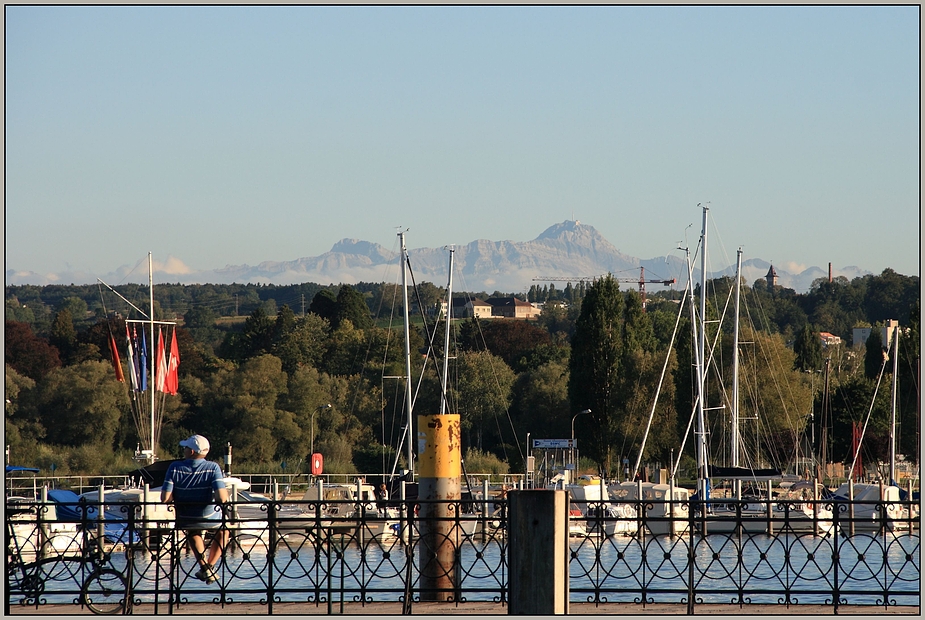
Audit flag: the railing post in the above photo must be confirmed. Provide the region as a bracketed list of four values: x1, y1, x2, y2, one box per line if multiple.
[812, 478, 819, 535]
[848, 478, 855, 536]
[96, 483, 105, 550]
[508, 490, 568, 615]
[766, 480, 774, 535]
[687, 496, 695, 615]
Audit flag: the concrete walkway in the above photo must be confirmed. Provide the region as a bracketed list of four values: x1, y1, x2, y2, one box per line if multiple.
[6, 601, 919, 616]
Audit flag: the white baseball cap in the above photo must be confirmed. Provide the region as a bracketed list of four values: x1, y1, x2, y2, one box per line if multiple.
[179, 434, 210, 455]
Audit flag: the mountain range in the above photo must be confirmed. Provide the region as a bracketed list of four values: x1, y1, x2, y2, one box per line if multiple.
[6, 221, 871, 294]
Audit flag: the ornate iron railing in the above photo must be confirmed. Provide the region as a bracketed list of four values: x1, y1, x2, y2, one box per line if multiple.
[5, 494, 919, 614]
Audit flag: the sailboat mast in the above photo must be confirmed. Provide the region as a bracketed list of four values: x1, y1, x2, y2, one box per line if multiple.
[148, 252, 156, 462]
[821, 357, 830, 482]
[439, 248, 454, 415]
[696, 205, 709, 498]
[889, 325, 899, 483]
[399, 231, 414, 475]
[732, 248, 742, 469]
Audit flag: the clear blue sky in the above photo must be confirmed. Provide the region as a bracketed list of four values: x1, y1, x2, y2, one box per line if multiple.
[5, 6, 920, 283]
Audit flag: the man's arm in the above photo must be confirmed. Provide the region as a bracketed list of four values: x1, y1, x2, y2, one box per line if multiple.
[161, 473, 174, 503]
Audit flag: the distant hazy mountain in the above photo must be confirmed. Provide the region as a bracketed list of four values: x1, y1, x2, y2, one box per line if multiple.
[6, 221, 871, 294]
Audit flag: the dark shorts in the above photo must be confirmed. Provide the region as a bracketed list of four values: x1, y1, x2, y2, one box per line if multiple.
[176, 517, 224, 531]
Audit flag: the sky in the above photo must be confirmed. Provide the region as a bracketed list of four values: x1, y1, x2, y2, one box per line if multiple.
[5, 5, 921, 285]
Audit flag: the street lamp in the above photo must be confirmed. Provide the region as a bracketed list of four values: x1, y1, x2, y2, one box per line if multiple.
[311, 403, 332, 457]
[571, 409, 591, 476]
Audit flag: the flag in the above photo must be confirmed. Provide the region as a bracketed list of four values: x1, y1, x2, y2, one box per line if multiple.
[125, 326, 139, 391]
[108, 333, 124, 383]
[139, 329, 148, 392]
[155, 328, 168, 393]
[164, 328, 180, 395]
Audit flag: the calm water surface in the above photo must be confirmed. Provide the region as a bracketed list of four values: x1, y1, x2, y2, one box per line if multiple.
[18, 531, 919, 607]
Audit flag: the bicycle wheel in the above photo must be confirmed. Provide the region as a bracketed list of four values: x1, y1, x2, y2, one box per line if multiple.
[80, 568, 128, 615]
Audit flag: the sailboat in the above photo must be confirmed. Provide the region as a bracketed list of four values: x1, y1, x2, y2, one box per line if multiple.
[689, 207, 834, 536]
[830, 327, 912, 532]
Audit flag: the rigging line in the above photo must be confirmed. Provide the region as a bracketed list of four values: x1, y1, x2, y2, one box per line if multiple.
[457, 310, 524, 461]
[405, 257, 456, 417]
[672, 395, 701, 480]
[741, 288, 801, 431]
[97, 278, 150, 319]
[847, 352, 891, 477]
[632, 276, 690, 478]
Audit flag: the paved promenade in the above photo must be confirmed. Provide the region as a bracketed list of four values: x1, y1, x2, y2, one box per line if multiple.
[6, 601, 920, 616]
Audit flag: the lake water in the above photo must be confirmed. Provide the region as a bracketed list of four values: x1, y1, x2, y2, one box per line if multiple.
[14, 530, 919, 608]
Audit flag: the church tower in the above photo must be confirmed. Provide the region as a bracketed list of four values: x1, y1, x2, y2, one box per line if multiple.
[765, 265, 778, 288]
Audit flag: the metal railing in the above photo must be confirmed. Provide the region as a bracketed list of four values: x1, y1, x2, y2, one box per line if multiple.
[5, 494, 920, 614]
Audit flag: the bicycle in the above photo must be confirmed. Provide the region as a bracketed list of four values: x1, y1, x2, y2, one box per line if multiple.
[6, 517, 131, 615]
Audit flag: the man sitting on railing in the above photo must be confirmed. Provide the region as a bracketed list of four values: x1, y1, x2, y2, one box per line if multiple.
[161, 435, 230, 584]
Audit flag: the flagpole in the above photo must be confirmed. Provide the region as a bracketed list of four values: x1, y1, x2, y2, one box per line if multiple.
[149, 252, 156, 463]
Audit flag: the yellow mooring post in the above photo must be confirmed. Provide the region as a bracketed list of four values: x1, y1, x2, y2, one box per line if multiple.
[417, 414, 462, 602]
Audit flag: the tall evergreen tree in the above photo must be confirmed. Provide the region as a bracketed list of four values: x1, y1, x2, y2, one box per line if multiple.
[335, 285, 373, 330]
[49, 308, 77, 361]
[864, 329, 886, 380]
[568, 275, 624, 475]
[793, 324, 823, 371]
[309, 289, 338, 324]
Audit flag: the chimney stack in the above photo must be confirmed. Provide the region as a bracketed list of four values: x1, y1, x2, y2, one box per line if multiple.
[828, 262, 832, 283]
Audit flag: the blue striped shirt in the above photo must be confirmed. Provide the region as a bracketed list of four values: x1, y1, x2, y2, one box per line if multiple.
[163, 458, 226, 521]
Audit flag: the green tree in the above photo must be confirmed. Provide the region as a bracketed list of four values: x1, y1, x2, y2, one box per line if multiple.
[457, 319, 552, 371]
[49, 308, 77, 362]
[452, 350, 516, 453]
[321, 320, 368, 376]
[513, 359, 571, 444]
[309, 289, 338, 323]
[335, 285, 372, 330]
[220, 307, 275, 362]
[195, 354, 290, 464]
[26, 360, 130, 448]
[726, 326, 814, 469]
[864, 329, 886, 380]
[568, 275, 625, 475]
[274, 313, 330, 375]
[5, 364, 41, 450]
[793, 324, 823, 371]
[273, 305, 298, 342]
[184, 306, 217, 329]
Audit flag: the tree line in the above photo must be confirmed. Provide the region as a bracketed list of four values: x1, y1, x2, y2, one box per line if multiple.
[4, 268, 919, 479]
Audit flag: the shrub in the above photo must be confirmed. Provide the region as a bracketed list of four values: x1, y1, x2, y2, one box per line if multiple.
[463, 448, 509, 475]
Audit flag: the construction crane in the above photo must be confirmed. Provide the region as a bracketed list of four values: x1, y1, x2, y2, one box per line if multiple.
[533, 267, 675, 310]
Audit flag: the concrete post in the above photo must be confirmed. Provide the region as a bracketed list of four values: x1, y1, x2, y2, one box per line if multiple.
[508, 490, 568, 615]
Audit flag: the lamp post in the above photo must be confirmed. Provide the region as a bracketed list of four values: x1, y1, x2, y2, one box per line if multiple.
[571, 409, 591, 477]
[311, 403, 332, 457]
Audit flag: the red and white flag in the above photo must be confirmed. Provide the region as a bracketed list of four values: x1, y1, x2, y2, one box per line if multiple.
[164, 329, 180, 395]
[155, 328, 168, 392]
